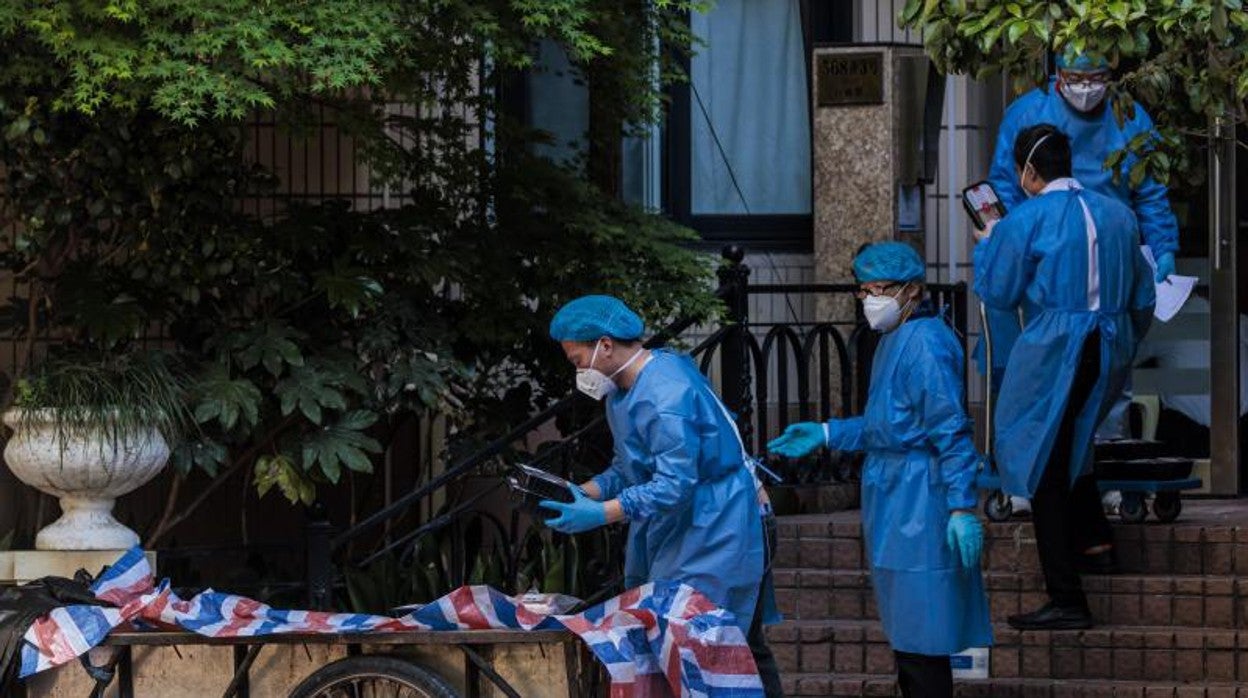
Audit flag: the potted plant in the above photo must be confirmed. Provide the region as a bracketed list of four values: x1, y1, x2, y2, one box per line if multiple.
[0, 93, 231, 551]
[3, 351, 191, 550]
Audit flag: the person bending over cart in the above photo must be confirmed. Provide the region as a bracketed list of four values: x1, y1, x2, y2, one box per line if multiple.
[539, 295, 782, 696]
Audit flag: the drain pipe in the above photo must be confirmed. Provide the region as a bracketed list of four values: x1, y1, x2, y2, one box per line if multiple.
[945, 76, 959, 285]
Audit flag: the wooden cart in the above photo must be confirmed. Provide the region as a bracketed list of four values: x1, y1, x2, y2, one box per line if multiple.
[24, 627, 595, 698]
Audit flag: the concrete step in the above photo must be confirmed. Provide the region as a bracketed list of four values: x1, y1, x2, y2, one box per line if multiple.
[771, 569, 1248, 628]
[782, 673, 1248, 698]
[775, 510, 1248, 576]
[766, 619, 1248, 684]
[781, 672, 896, 697]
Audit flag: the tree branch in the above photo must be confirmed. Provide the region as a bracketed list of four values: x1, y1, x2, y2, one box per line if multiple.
[146, 472, 184, 540]
[145, 416, 298, 547]
[18, 282, 40, 376]
[13, 259, 39, 280]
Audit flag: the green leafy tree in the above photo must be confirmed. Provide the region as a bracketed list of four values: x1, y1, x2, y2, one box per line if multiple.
[0, 1, 719, 547]
[0, 1, 615, 124]
[899, 0, 1248, 188]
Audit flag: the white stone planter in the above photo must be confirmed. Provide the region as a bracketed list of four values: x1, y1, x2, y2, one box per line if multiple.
[3, 409, 170, 550]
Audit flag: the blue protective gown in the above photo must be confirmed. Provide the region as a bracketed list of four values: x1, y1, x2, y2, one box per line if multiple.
[823, 311, 992, 656]
[976, 80, 1178, 379]
[974, 181, 1155, 496]
[988, 80, 1178, 254]
[592, 349, 765, 631]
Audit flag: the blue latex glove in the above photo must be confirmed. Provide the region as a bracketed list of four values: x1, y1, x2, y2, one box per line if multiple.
[945, 511, 984, 568]
[1154, 251, 1176, 283]
[539, 485, 607, 534]
[766, 422, 826, 459]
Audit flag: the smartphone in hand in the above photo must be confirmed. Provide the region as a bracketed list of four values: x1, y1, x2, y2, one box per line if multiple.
[961, 181, 1006, 231]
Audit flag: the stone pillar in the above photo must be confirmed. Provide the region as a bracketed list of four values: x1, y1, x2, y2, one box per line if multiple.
[811, 45, 932, 295]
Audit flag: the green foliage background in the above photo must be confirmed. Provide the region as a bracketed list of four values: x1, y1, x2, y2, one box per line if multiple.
[899, 0, 1248, 189]
[0, 0, 719, 549]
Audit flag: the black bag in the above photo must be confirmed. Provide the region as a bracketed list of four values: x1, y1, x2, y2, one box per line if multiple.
[0, 571, 115, 695]
[507, 463, 576, 522]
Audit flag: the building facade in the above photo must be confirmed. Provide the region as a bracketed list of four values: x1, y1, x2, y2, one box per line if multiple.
[527, 0, 1246, 494]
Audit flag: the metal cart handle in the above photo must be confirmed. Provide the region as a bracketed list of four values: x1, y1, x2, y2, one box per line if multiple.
[979, 301, 994, 462]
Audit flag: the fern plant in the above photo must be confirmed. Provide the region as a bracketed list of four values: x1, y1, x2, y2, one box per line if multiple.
[9, 350, 193, 450]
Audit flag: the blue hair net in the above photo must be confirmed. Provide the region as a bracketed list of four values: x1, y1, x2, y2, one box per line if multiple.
[549, 295, 645, 342]
[853, 242, 925, 283]
[1056, 52, 1109, 72]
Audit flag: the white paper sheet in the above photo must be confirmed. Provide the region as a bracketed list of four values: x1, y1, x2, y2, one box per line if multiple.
[1140, 246, 1197, 322]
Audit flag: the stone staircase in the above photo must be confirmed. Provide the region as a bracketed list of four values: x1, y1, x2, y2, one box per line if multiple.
[767, 501, 1248, 697]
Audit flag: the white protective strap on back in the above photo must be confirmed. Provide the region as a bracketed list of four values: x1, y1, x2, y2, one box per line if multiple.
[713, 397, 766, 491]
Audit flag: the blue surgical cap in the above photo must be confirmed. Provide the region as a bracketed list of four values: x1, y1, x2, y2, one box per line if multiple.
[853, 242, 925, 283]
[1056, 52, 1109, 72]
[549, 295, 645, 342]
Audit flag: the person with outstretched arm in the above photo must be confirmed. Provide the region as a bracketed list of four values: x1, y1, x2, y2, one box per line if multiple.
[769, 242, 991, 698]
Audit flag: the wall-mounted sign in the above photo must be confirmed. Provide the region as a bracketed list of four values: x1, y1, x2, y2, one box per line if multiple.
[816, 53, 884, 106]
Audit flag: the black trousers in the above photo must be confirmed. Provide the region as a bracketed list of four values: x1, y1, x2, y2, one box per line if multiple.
[747, 512, 784, 697]
[894, 651, 952, 698]
[1031, 331, 1114, 609]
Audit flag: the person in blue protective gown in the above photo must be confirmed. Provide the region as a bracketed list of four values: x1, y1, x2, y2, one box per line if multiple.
[987, 52, 1178, 267]
[767, 243, 991, 698]
[980, 50, 1179, 449]
[539, 295, 782, 697]
[974, 125, 1155, 630]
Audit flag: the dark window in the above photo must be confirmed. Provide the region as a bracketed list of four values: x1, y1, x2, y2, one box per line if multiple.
[665, 1, 852, 251]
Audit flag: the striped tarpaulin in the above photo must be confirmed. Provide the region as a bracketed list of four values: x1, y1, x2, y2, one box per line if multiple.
[20, 547, 762, 697]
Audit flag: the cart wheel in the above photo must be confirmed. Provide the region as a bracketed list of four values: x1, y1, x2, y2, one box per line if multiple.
[1153, 493, 1182, 523]
[984, 491, 1012, 522]
[288, 655, 459, 698]
[1119, 494, 1148, 524]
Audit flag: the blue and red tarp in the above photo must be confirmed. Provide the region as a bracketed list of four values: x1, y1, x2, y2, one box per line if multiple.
[20, 547, 763, 697]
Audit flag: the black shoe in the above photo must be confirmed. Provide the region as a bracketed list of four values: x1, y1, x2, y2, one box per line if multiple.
[1008, 603, 1094, 631]
[1076, 547, 1120, 575]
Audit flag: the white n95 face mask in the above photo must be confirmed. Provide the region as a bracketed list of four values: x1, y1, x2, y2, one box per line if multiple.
[1060, 81, 1108, 113]
[576, 341, 643, 401]
[576, 366, 616, 400]
[862, 286, 911, 333]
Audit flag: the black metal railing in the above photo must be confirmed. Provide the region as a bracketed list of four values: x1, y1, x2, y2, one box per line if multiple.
[303, 245, 969, 608]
